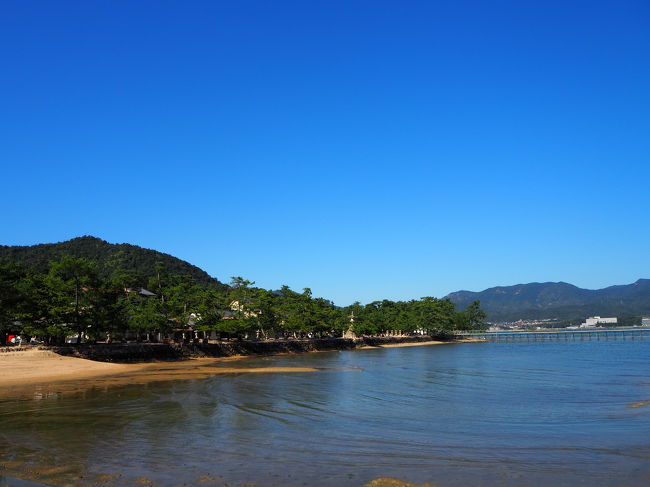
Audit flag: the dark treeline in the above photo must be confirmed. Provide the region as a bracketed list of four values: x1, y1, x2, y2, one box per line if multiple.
[0, 256, 487, 345]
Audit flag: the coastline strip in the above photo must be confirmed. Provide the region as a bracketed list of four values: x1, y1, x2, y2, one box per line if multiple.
[0, 338, 479, 399]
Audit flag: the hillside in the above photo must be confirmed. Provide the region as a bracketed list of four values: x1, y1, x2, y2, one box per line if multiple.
[0, 236, 226, 289]
[447, 280, 650, 322]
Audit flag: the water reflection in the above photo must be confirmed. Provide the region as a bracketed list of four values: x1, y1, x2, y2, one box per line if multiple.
[1, 340, 650, 486]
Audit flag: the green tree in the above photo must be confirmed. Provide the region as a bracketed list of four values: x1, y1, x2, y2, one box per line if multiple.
[227, 277, 258, 339]
[127, 294, 168, 340]
[194, 288, 229, 337]
[47, 256, 99, 343]
[414, 297, 457, 333]
[16, 271, 63, 342]
[463, 300, 488, 330]
[0, 261, 27, 342]
[249, 288, 280, 339]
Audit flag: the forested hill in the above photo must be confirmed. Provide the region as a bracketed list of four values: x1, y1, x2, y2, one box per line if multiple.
[0, 237, 489, 342]
[446, 280, 650, 322]
[0, 236, 226, 289]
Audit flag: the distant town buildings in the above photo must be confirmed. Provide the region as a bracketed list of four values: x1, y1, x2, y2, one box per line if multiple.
[487, 315, 650, 331]
[487, 318, 560, 331]
[580, 316, 617, 328]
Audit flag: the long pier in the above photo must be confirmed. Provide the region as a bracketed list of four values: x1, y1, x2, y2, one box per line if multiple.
[460, 326, 650, 341]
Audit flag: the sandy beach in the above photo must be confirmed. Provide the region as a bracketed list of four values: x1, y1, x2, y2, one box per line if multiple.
[0, 348, 136, 387]
[360, 337, 483, 349]
[0, 348, 320, 399]
[372, 339, 446, 348]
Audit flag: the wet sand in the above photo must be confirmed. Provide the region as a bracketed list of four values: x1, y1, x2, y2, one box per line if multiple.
[0, 348, 318, 399]
[626, 399, 650, 409]
[359, 340, 443, 349]
[373, 339, 463, 348]
[0, 469, 441, 487]
[0, 348, 136, 387]
[364, 479, 438, 487]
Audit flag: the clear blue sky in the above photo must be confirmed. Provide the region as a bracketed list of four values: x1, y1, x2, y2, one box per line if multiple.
[2, 1, 649, 305]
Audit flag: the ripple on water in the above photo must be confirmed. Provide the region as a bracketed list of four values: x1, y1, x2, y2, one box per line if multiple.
[1, 340, 650, 487]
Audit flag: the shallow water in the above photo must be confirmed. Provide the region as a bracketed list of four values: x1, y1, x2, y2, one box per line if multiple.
[1, 339, 649, 487]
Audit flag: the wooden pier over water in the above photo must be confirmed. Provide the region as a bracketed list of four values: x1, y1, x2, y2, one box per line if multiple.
[460, 327, 650, 341]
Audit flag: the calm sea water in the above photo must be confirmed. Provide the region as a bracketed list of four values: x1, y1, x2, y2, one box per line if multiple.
[1, 339, 649, 487]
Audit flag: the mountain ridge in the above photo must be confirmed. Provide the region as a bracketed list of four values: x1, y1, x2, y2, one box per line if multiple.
[446, 279, 650, 322]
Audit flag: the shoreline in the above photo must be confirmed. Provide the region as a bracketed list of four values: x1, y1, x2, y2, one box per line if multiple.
[47, 335, 484, 363]
[0, 337, 482, 399]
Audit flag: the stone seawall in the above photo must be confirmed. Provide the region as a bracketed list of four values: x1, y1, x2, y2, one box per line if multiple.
[51, 335, 454, 363]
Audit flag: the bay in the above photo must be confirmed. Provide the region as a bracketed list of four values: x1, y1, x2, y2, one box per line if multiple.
[1, 339, 649, 486]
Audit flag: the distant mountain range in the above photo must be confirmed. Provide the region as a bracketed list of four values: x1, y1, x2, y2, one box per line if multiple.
[446, 280, 650, 322]
[0, 236, 226, 289]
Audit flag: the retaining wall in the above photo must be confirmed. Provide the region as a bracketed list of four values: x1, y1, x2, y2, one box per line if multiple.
[51, 335, 455, 363]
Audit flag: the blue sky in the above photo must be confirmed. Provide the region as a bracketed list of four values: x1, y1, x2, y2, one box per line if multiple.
[2, 1, 649, 305]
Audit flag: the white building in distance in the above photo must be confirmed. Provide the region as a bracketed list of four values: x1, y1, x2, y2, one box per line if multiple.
[642, 317, 650, 327]
[580, 316, 617, 328]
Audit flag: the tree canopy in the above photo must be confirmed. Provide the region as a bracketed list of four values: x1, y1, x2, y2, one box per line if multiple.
[0, 253, 487, 344]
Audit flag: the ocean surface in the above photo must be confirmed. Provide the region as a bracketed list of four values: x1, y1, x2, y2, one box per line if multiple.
[1, 338, 649, 487]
